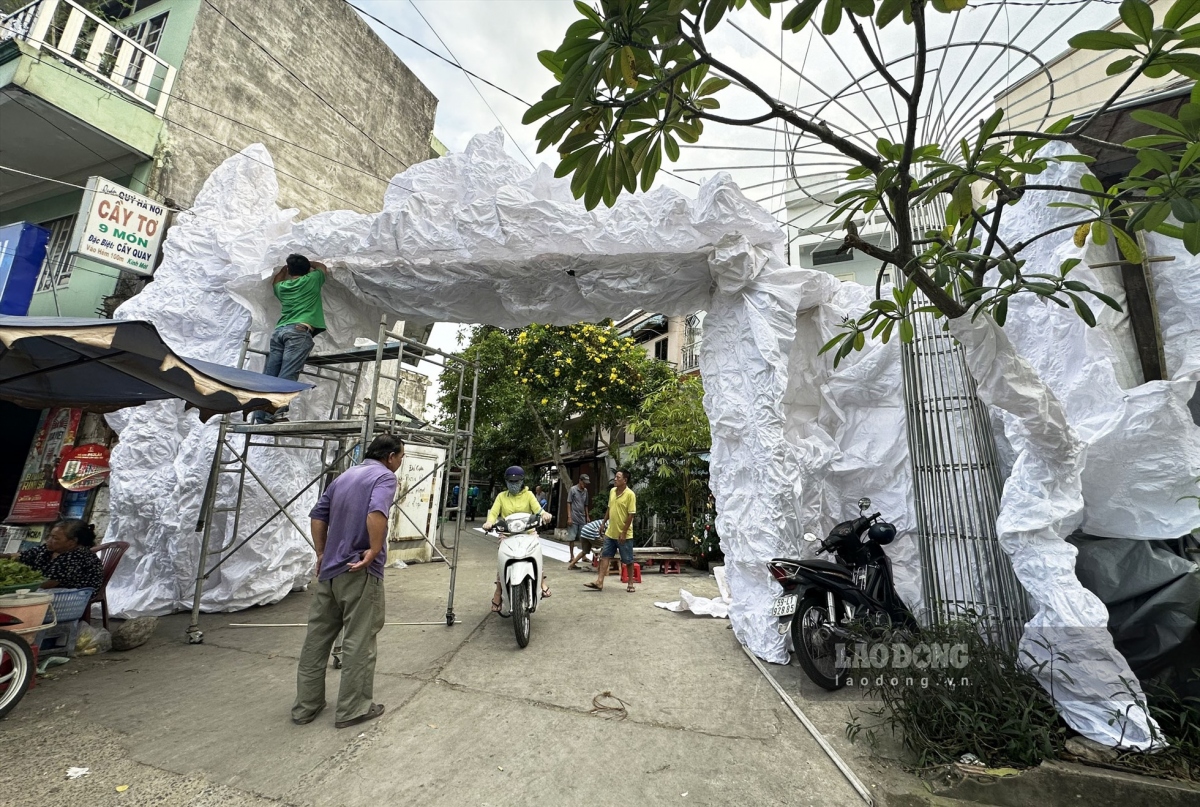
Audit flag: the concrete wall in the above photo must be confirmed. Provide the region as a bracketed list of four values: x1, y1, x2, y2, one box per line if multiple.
[158, 0, 437, 215]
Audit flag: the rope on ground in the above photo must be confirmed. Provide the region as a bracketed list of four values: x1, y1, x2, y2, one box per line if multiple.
[589, 691, 629, 720]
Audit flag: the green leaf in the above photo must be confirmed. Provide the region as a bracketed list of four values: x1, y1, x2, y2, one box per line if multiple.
[1130, 109, 1191, 135]
[1046, 115, 1075, 135]
[822, 0, 844, 35]
[1120, 0, 1155, 41]
[1166, 0, 1200, 29]
[704, 0, 729, 32]
[1068, 30, 1143, 50]
[1107, 55, 1140, 75]
[749, 0, 773, 17]
[979, 108, 1004, 141]
[1079, 172, 1105, 194]
[876, 0, 906, 26]
[664, 133, 681, 162]
[1137, 147, 1175, 174]
[953, 178, 974, 218]
[1181, 141, 1200, 171]
[844, 0, 875, 16]
[699, 77, 732, 96]
[899, 319, 915, 343]
[1092, 220, 1110, 246]
[1171, 195, 1200, 222]
[522, 95, 573, 126]
[1183, 220, 1200, 254]
[639, 140, 663, 192]
[994, 296, 1008, 326]
[1068, 293, 1097, 327]
[818, 331, 849, 355]
[1112, 227, 1144, 263]
[784, 0, 823, 30]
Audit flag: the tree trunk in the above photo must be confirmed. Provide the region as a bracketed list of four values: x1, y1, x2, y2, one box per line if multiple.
[525, 398, 574, 490]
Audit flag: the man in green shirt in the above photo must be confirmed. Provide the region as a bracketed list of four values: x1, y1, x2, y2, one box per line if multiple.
[253, 253, 327, 423]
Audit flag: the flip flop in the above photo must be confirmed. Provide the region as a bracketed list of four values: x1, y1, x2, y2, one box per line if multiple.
[584, 581, 603, 591]
[626, 586, 636, 593]
[490, 596, 502, 613]
[334, 702, 385, 730]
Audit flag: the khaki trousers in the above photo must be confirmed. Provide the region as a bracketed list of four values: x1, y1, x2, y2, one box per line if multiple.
[292, 569, 385, 723]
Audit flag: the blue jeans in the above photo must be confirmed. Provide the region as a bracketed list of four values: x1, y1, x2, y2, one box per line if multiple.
[601, 537, 634, 565]
[261, 324, 313, 418]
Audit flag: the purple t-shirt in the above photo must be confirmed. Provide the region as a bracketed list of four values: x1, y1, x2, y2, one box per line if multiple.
[310, 459, 397, 582]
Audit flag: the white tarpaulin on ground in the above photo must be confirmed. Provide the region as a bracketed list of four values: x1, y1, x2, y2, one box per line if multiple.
[104, 132, 1198, 749]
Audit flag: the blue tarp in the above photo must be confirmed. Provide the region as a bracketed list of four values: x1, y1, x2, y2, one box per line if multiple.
[0, 316, 310, 420]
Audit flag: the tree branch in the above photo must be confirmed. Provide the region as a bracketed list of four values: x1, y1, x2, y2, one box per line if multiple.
[1010, 218, 1095, 254]
[679, 31, 884, 172]
[1075, 56, 1153, 137]
[848, 16, 910, 101]
[993, 130, 1137, 155]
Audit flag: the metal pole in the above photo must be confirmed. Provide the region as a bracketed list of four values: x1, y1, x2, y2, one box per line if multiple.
[445, 361, 478, 627]
[187, 330, 250, 644]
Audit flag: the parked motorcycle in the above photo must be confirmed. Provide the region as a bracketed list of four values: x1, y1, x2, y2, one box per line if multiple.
[487, 512, 548, 648]
[768, 498, 915, 690]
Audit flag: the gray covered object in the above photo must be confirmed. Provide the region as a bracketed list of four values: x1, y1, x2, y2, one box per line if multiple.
[1068, 534, 1200, 672]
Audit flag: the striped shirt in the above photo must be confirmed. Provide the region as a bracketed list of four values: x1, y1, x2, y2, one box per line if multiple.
[579, 519, 605, 541]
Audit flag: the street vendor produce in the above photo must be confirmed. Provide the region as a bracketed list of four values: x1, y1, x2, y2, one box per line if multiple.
[0, 520, 103, 591]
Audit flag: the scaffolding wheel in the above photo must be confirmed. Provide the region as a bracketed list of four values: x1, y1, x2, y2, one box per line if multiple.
[445, 611, 455, 627]
[187, 629, 204, 645]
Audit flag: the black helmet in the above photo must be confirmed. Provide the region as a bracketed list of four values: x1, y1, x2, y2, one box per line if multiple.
[868, 521, 897, 545]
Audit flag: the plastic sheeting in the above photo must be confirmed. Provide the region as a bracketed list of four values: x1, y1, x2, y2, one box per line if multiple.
[102, 131, 1199, 750]
[655, 565, 732, 618]
[104, 131, 835, 624]
[1068, 535, 1200, 674]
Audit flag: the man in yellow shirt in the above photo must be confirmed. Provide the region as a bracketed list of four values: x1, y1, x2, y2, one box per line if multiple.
[482, 466, 551, 611]
[585, 468, 637, 593]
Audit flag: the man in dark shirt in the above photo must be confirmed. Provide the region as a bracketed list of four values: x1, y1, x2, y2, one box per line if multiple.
[292, 435, 403, 729]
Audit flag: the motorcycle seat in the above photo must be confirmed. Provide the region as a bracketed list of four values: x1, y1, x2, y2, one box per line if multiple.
[796, 558, 854, 580]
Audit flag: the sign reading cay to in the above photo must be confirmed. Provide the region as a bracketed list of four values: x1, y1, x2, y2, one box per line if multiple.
[70, 177, 167, 276]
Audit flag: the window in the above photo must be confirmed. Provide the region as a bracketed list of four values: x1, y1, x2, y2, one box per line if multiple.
[834, 272, 857, 283]
[117, 12, 167, 89]
[124, 13, 168, 54]
[35, 216, 77, 292]
[812, 247, 854, 266]
[653, 337, 668, 362]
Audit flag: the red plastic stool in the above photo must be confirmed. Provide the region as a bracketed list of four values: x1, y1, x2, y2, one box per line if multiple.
[661, 559, 683, 574]
[620, 563, 642, 583]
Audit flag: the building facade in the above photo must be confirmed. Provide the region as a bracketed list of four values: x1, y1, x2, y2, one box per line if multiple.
[0, 0, 438, 534]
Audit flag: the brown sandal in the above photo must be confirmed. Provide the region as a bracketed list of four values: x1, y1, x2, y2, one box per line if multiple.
[584, 581, 603, 591]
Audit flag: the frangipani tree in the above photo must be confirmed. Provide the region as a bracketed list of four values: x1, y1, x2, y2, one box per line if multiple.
[526, 0, 1200, 362]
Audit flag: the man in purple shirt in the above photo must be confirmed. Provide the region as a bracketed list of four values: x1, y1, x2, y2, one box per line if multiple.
[292, 434, 403, 729]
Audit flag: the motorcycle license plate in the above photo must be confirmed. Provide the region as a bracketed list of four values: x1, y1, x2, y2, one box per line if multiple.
[770, 594, 797, 617]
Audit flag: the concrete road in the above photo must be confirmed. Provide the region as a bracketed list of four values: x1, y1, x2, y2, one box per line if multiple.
[0, 530, 900, 807]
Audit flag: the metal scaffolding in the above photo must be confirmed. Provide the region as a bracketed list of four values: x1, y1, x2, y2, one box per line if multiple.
[901, 311, 1030, 647]
[186, 319, 478, 644]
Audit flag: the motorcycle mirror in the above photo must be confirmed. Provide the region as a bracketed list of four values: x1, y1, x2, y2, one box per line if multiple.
[802, 532, 818, 543]
[858, 497, 871, 512]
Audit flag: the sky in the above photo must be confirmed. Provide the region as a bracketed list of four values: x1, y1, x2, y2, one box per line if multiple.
[348, 0, 1121, 400]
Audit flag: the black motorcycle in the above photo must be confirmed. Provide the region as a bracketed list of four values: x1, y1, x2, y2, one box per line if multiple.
[768, 498, 916, 690]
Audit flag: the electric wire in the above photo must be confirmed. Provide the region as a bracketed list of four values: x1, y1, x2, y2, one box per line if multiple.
[405, 0, 536, 169]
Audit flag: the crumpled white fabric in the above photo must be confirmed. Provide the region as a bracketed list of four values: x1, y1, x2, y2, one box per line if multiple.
[655, 565, 732, 618]
[103, 131, 834, 625]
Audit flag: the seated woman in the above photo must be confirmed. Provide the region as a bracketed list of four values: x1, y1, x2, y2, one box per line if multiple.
[1, 520, 104, 591]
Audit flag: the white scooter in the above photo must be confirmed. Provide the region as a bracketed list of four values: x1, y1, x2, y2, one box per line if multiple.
[487, 512, 549, 648]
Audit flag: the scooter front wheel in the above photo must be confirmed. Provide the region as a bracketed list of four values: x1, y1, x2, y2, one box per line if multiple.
[792, 593, 847, 691]
[511, 580, 531, 648]
[0, 630, 33, 719]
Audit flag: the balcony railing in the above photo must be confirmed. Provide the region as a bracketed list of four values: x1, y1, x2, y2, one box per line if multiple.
[681, 341, 701, 372]
[1, 0, 175, 116]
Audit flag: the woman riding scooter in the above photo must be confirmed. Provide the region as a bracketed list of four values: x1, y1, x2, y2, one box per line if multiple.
[482, 466, 552, 612]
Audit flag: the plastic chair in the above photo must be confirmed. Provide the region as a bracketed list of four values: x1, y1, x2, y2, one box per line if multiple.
[85, 541, 129, 630]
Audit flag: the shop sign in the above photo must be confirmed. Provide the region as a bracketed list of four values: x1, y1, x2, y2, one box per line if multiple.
[56, 443, 111, 491]
[7, 408, 81, 523]
[68, 177, 167, 276]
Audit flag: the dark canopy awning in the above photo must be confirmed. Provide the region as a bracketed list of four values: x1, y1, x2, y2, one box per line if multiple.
[0, 316, 311, 420]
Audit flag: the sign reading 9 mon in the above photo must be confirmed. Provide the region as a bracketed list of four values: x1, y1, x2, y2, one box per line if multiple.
[68, 177, 168, 276]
